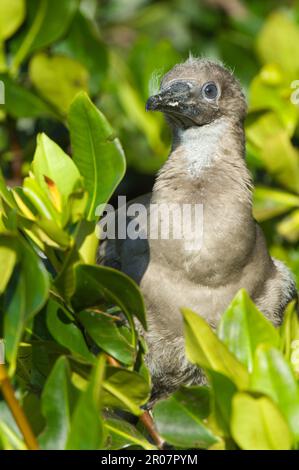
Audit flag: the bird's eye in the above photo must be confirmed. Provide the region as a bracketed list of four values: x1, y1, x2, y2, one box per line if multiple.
[202, 82, 218, 100]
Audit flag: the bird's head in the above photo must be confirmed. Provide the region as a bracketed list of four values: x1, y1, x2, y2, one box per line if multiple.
[146, 58, 247, 129]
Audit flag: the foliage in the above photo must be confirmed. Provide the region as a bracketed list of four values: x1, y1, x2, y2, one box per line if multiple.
[0, 0, 299, 451]
[154, 292, 299, 450]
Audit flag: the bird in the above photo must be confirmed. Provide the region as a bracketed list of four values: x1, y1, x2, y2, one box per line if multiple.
[98, 57, 297, 405]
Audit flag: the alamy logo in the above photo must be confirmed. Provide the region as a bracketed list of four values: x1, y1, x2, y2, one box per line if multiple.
[96, 196, 204, 251]
[0, 81, 4, 105]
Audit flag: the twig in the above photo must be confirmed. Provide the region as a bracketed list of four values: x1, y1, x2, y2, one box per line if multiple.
[0, 364, 39, 450]
[105, 355, 165, 449]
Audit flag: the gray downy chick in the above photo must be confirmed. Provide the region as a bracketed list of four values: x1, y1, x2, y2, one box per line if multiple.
[99, 58, 297, 405]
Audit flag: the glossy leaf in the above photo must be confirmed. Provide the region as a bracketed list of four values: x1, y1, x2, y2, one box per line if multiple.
[66, 355, 105, 450]
[250, 345, 299, 442]
[208, 371, 237, 435]
[72, 264, 147, 329]
[231, 393, 292, 450]
[32, 133, 83, 212]
[3, 235, 49, 372]
[218, 289, 279, 371]
[0, 240, 17, 294]
[39, 356, 75, 450]
[102, 367, 150, 416]
[181, 307, 249, 389]
[46, 299, 94, 363]
[104, 417, 155, 450]
[69, 92, 126, 220]
[77, 310, 135, 365]
[153, 386, 218, 449]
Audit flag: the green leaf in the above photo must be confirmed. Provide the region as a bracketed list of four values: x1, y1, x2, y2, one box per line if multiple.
[54, 11, 108, 95]
[102, 367, 150, 416]
[253, 186, 299, 222]
[0, 401, 25, 450]
[277, 209, 299, 242]
[257, 12, 299, 76]
[250, 345, 299, 443]
[11, 0, 79, 73]
[208, 371, 237, 435]
[0, 239, 17, 294]
[280, 300, 299, 364]
[39, 356, 75, 450]
[231, 393, 292, 450]
[69, 92, 126, 220]
[66, 355, 105, 450]
[32, 133, 83, 213]
[246, 113, 299, 194]
[104, 417, 155, 450]
[153, 386, 218, 449]
[218, 289, 280, 371]
[77, 310, 135, 365]
[29, 54, 89, 115]
[0, 168, 17, 209]
[3, 235, 49, 372]
[0, 0, 25, 41]
[0, 74, 57, 119]
[249, 65, 298, 136]
[46, 299, 94, 363]
[72, 264, 147, 330]
[181, 307, 249, 389]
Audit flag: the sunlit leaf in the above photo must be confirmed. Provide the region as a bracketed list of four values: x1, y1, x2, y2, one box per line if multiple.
[181, 307, 249, 389]
[218, 289, 279, 371]
[250, 345, 299, 442]
[102, 367, 150, 416]
[257, 11, 299, 76]
[29, 54, 89, 114]
[66, 355, 105, 450]
[0, 0, 25, 41]
[277, 209, 299, 242]
[69, 92, 126, 220]
[231, 393, 292, 450]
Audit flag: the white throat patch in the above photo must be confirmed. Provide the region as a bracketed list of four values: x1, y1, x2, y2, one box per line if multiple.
[177, 119, 228, 178]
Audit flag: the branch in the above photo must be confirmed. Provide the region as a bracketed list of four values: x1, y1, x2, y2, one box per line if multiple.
[0, 364, 39, 450]
[105, 355, 165, 449]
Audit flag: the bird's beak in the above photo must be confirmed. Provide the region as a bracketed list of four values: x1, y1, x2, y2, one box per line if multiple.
[146, 81, 191, 113]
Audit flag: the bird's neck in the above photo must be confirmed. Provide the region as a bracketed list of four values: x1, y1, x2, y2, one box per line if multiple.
[153, 117, 252, 210]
